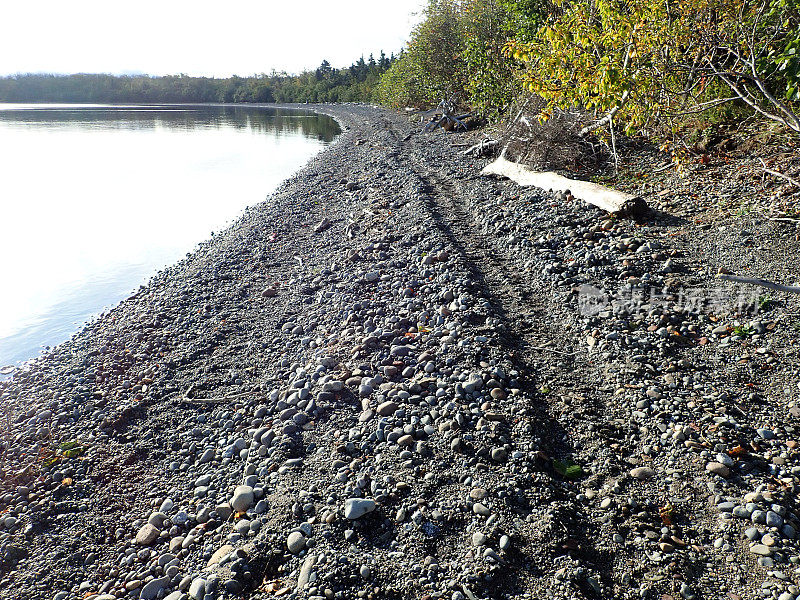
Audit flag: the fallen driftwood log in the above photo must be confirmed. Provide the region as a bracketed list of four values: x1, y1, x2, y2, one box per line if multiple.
[716, 273, 800, 294]
[417, 98, 470, 133]
[461, 139, 499, 157]
[425, 112, 470, 133]
[481, 155, 648, 217]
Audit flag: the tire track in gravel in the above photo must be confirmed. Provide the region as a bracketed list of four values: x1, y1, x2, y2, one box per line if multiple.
[400, 133, 583, 402]
[387, 124, 618, 593]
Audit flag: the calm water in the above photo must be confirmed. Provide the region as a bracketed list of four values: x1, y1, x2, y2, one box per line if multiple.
[0, 104, 339, 369]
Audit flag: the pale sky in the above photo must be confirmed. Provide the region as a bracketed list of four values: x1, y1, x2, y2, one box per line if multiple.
[0, 0, 427, 77]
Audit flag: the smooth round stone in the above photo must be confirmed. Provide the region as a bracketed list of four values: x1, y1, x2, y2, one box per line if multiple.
[139, 576, 170, 600]
[198, 448, 215, 464]
[706, 462, 731, 478]
[744, 527, 761, 541]
[490, 388, 506, 399]
[322, 380, 344, 393]
[359, 565, 371, 579]
[629, 467, 655, 481]
[717, 501, 736, 512]
[158, 553, 177, 567]
[469, 488, 487, 501]
[766, 511, 784, 528]
[136, 523, 160, 546]
[230, 486, 254, 513]
[234, 520, 251, 535]
[376, 401, 399, 416]
[344, 498, 376, 520]
[482, 547, 501, 562]
[287, 531, 306, 554]
[750, 544, 772, 556]
[148, 512, 168, 528]
[397, 435, 415, 447]
[752, 510, 767, 524]
[473, 503, 491, 516]
[472, 531, 488, 546]
[733, 506, 751, 519]
[715, 453, 734, 467]
[491, 447, 507, 462]
[225, 580, 243, 594]
[757, 428, 776, 440]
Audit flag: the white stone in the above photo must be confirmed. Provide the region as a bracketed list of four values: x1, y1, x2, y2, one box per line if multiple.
[344, 498, 376, 520]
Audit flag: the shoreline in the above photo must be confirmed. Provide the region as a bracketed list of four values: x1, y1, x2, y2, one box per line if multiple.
[1, 104, 799, 600]
[0, 102, 346, 375]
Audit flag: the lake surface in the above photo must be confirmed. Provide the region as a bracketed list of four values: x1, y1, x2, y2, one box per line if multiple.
[0, 104, 339, 370]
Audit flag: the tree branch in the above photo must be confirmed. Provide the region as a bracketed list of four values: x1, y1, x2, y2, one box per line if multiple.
[759, 158, 800, 189]
[579, 89, 630, 136]
[717, 273, 800, 294]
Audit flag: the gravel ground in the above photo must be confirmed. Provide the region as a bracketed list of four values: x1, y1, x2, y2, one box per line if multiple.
[1, 103, 800, 600]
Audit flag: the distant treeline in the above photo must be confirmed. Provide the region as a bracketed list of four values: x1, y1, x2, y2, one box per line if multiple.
[0, 53, 396, 104]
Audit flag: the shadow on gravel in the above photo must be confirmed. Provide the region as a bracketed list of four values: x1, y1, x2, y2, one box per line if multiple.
[414, 171, 617, 595]
[637, 207, 690, 227]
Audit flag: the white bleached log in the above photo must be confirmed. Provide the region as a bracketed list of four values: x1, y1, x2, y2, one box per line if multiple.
[481, 155, 648, 217]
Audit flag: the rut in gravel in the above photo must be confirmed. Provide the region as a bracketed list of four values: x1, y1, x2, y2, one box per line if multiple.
[391, 129, 622, 589]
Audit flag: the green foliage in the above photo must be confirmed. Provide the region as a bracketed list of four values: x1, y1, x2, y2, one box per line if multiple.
[462, 0, 521, 119]
[58, 440, 86, 459]
[761, 0, 800, 102]
[758, 295, 776, 312]
[506, 0, 679, 135]
[377, 0, 467, 109]
[498, 0, 554, 41]
[0, 54, 396, 104]
[553, 459, 583, 479]
[732, 324, 755, 337]
[505, 0, 800, 139]
[377, 0, 523, 119]
[377, 52, 429, 108]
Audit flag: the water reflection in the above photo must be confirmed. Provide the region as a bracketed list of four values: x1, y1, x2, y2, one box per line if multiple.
[0, 104, 341, 141]
[0, 104, 339, 368]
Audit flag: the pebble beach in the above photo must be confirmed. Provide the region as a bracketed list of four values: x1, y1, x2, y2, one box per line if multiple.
[2, 104, 800, 600]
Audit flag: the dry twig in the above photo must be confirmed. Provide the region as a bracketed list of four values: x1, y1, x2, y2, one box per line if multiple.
[759, 158, 800, 189]
[530, 345, 579, 357]
[717, 273, 800, 294]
